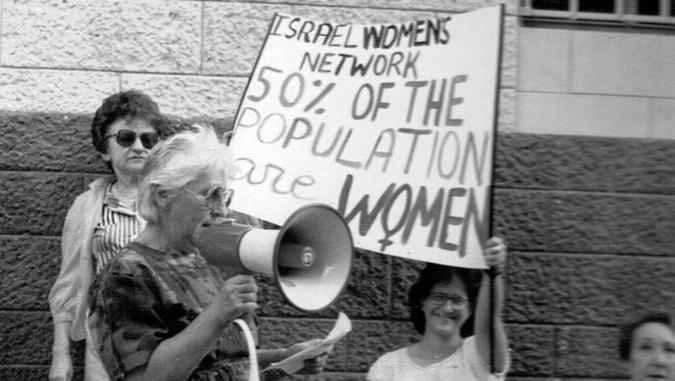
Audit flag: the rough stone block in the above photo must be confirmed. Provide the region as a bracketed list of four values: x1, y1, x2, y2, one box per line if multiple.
[390, 257, 426, 319]
[0, 366, 83, 381]
[368, 0, 516, 13]
[0, 173, 84, 235]
[492, 186, 675, 256]
[2, 0, 200, 73]
[0, 367, 48, 381]
[505, 252, 675, 325]
[498, 89, 517, 132]
[500, 15, 518, 89]
[0, 68, 119, 114]
[121, 74, 247, 119]
[255, 249, 389, 319]
[0, 237, 61, 310]
[548, 192, 675, 255]
[491, 189, 552, 252]
[258, 317, 346, 371]
[0, 112, 107, 173]
[345, 320, 418, 372]
[555, 326, 627, 378]
[287, 5, 434, 25]
[241, 0, 366, 5]
[505, 324, 555, 376]
[0, 312, 52, 364]
[203, 3, 294, 76]
[493, 133, 675, 195]
[335, 249, 390, 318]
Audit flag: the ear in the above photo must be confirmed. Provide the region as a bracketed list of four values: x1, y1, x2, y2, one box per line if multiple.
[154, 186, 172, 211]
[100, 152, 111, 162]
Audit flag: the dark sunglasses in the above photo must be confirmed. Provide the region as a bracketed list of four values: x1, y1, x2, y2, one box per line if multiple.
[105, 129, 159, 150]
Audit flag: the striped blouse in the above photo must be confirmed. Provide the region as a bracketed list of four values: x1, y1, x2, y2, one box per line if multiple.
[91, 184, 145, 274]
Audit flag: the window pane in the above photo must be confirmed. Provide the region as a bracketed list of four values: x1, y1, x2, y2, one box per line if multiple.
[638, 0, 659, 15]
[579, 0, 615, 12]
[625, 0, 661, 14]
[532, 0, 569, 10]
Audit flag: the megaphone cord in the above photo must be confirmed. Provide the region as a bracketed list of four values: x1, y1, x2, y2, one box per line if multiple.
[234, 318, 260, 381]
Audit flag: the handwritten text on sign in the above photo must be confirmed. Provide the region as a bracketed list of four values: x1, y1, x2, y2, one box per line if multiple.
[229, 6, 502, 268]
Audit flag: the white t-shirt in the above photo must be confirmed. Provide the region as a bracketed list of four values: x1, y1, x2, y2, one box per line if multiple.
[367, 337, 506, 381]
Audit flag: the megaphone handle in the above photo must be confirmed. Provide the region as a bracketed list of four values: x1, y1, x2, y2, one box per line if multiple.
[233, 318, 260, 381]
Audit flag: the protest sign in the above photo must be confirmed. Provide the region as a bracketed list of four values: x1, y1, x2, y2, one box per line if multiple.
[229, 5, 504, 268]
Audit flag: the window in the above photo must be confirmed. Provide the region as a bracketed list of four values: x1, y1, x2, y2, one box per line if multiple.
[521, 0, 675, 26]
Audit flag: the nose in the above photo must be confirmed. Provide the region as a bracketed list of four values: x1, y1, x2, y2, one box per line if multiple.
[209, 204, 226, 219]
[129, 135, 146, 151]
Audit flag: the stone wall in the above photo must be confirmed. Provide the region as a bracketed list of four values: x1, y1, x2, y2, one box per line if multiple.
[518, 27, 675, 139]
[2, 113, 674, 380]
[1, 1, 673, 380]
[0, 0, 517, 129]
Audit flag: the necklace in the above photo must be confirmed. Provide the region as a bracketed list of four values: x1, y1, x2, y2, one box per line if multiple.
[414, 344, 456, 361]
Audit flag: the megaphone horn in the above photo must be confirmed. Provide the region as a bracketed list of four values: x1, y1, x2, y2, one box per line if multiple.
[195, 204, 354, 313]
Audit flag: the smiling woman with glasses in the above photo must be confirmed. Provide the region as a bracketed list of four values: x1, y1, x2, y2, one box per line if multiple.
[49, 90, 167, 381]
[368, 237, 511, 381]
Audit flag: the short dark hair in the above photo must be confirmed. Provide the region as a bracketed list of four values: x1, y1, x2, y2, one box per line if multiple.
[91, 90, 165, 154]
[618, 312, 674, 360]
[408, 263, 481, 336]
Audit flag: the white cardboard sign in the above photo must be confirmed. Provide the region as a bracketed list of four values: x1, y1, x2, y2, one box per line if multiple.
[230, 6, 503, 268]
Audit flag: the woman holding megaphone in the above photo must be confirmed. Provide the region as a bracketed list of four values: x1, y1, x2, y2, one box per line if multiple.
[88, 125, 327, 381]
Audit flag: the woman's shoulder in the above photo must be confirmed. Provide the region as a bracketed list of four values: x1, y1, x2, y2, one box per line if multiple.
[372, 346, 409, 366]
[101, 243, 152, 276]
[69, 177, 112, 208]
[368, 346, 410, 380]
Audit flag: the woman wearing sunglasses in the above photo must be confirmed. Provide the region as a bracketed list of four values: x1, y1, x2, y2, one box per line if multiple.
[88, 125, 327, 381]
[367, 237, 510, 381]
[49, 90, 166, 381]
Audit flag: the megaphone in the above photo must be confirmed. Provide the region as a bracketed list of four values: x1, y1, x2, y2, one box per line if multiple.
[194, 204, 353, 312]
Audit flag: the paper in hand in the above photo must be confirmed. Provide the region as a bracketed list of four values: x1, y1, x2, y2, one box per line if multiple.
[262, 312, 352, 375]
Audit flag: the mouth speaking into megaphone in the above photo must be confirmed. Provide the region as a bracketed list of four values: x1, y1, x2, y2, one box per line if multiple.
[194, 204, 354, 313]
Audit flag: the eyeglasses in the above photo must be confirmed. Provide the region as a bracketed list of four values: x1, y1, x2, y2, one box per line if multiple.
[183, 186, 233, 209]
[105, 129, 159, 150]
[427, 293, 469, 310]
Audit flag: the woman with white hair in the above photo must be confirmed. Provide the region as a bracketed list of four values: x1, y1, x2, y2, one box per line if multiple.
[88, 126, 326, 381]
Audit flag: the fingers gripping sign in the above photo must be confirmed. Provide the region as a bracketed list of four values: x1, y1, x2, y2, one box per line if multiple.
[483, 236, 507, 274]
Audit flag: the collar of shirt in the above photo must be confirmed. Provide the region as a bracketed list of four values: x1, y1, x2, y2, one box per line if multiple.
[104, 194, 138, 216]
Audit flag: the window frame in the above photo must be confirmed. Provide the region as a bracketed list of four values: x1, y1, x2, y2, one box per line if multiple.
[521, 0, 675, 27]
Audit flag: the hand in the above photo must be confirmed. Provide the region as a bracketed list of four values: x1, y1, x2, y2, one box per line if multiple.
[213, 274, 258, 326]
[484, 236, 507, 275]
[283, 339, 330, 375]
[49, 352, 73, 381]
